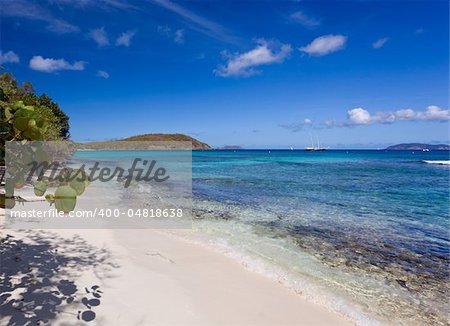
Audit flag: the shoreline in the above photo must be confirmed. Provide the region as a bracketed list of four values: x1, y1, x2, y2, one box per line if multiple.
[0, 226, 355, 325]
[3, 148, 448, 325]
[165, 228, 381, 326]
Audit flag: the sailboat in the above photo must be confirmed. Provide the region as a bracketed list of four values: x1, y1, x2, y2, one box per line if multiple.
[305, 134, 327, 151]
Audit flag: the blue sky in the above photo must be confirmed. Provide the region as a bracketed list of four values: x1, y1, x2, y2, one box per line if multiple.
[1, 0, 449, 148]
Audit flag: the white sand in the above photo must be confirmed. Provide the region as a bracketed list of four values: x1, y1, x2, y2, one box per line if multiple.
[1, 226, 354, 325]
[1, 185, 354, 325]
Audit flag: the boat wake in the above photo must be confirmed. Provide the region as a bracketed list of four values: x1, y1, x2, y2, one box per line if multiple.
[422, 160, 450, 165]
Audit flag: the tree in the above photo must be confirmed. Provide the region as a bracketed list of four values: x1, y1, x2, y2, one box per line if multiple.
[22, 93, 70, 139]
[1, 71, 75, 209]
[0, 72, 70, 140]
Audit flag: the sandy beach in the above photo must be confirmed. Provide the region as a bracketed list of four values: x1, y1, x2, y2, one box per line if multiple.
[3, 149, 449, 326]
[0, 223, 354, 325]
[2, 1, 449, 324]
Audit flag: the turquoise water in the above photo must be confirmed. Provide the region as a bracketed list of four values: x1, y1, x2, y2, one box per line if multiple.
[191, 150, 449, 325]
[75, 149, 449, 325]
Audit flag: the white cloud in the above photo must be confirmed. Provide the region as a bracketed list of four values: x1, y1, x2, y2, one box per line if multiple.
[174, 29, 185, 44]
[285, 106, 450, 131]
[372, 37, 389, 49]
[300, 34, 347, 56]
[347, 106, 450, 125]
[348, 108, 372, 124]
[2, 0, 79, 34]
[49, 0, 137, 10]
[324, 120, 343, 128]
[29, 56, 85, 73]
[0, 51, 20, 64]
[394, 109, 416, 120]
[116, 30, 136, 47]
[151, 0, 236, 44]
[158, 26, 185, 44]
[415, 106, 450, 121]
[89, 27, 109, 46]
[290, 11, 320, 27]
[157, 25, 171, 36]
[96, 70, 110, 78]
[279, 118, 313, 132]
[214, 39, 292, 77]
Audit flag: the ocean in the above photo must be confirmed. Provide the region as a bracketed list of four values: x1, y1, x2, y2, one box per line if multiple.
[191, 150, 449, 325]
[74, 149, 450, 325]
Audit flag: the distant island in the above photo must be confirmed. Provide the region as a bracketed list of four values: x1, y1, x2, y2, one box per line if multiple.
[217, 145, 243, 150]
[385, 143, 450, 151]
[77, 133, 211, 150]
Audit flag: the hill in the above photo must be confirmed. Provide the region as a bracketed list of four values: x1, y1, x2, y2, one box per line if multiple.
[217, 145, 243, 150]
[385, 143, 450, 150]
[122, 134, 211, 149]
[77, 133, 211, 150]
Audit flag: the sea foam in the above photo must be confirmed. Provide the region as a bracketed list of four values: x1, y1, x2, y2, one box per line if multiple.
[422, 160, 450, 165]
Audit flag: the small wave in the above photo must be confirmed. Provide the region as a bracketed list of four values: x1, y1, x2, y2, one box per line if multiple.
[422, 160, 450, 165]
[164, 228, 381, 326]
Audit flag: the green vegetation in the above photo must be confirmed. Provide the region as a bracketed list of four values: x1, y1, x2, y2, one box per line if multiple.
[0, 72, 70, 144]
[123, 133, 211, 149]
[0, 71, 79, 211]
[79, 133, 211, 150]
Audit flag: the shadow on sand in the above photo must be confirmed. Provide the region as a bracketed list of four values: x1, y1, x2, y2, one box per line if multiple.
[0, 230, 118, 325]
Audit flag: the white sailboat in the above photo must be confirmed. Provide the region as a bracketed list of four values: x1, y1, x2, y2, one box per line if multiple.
[305, 134, 327, 151]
